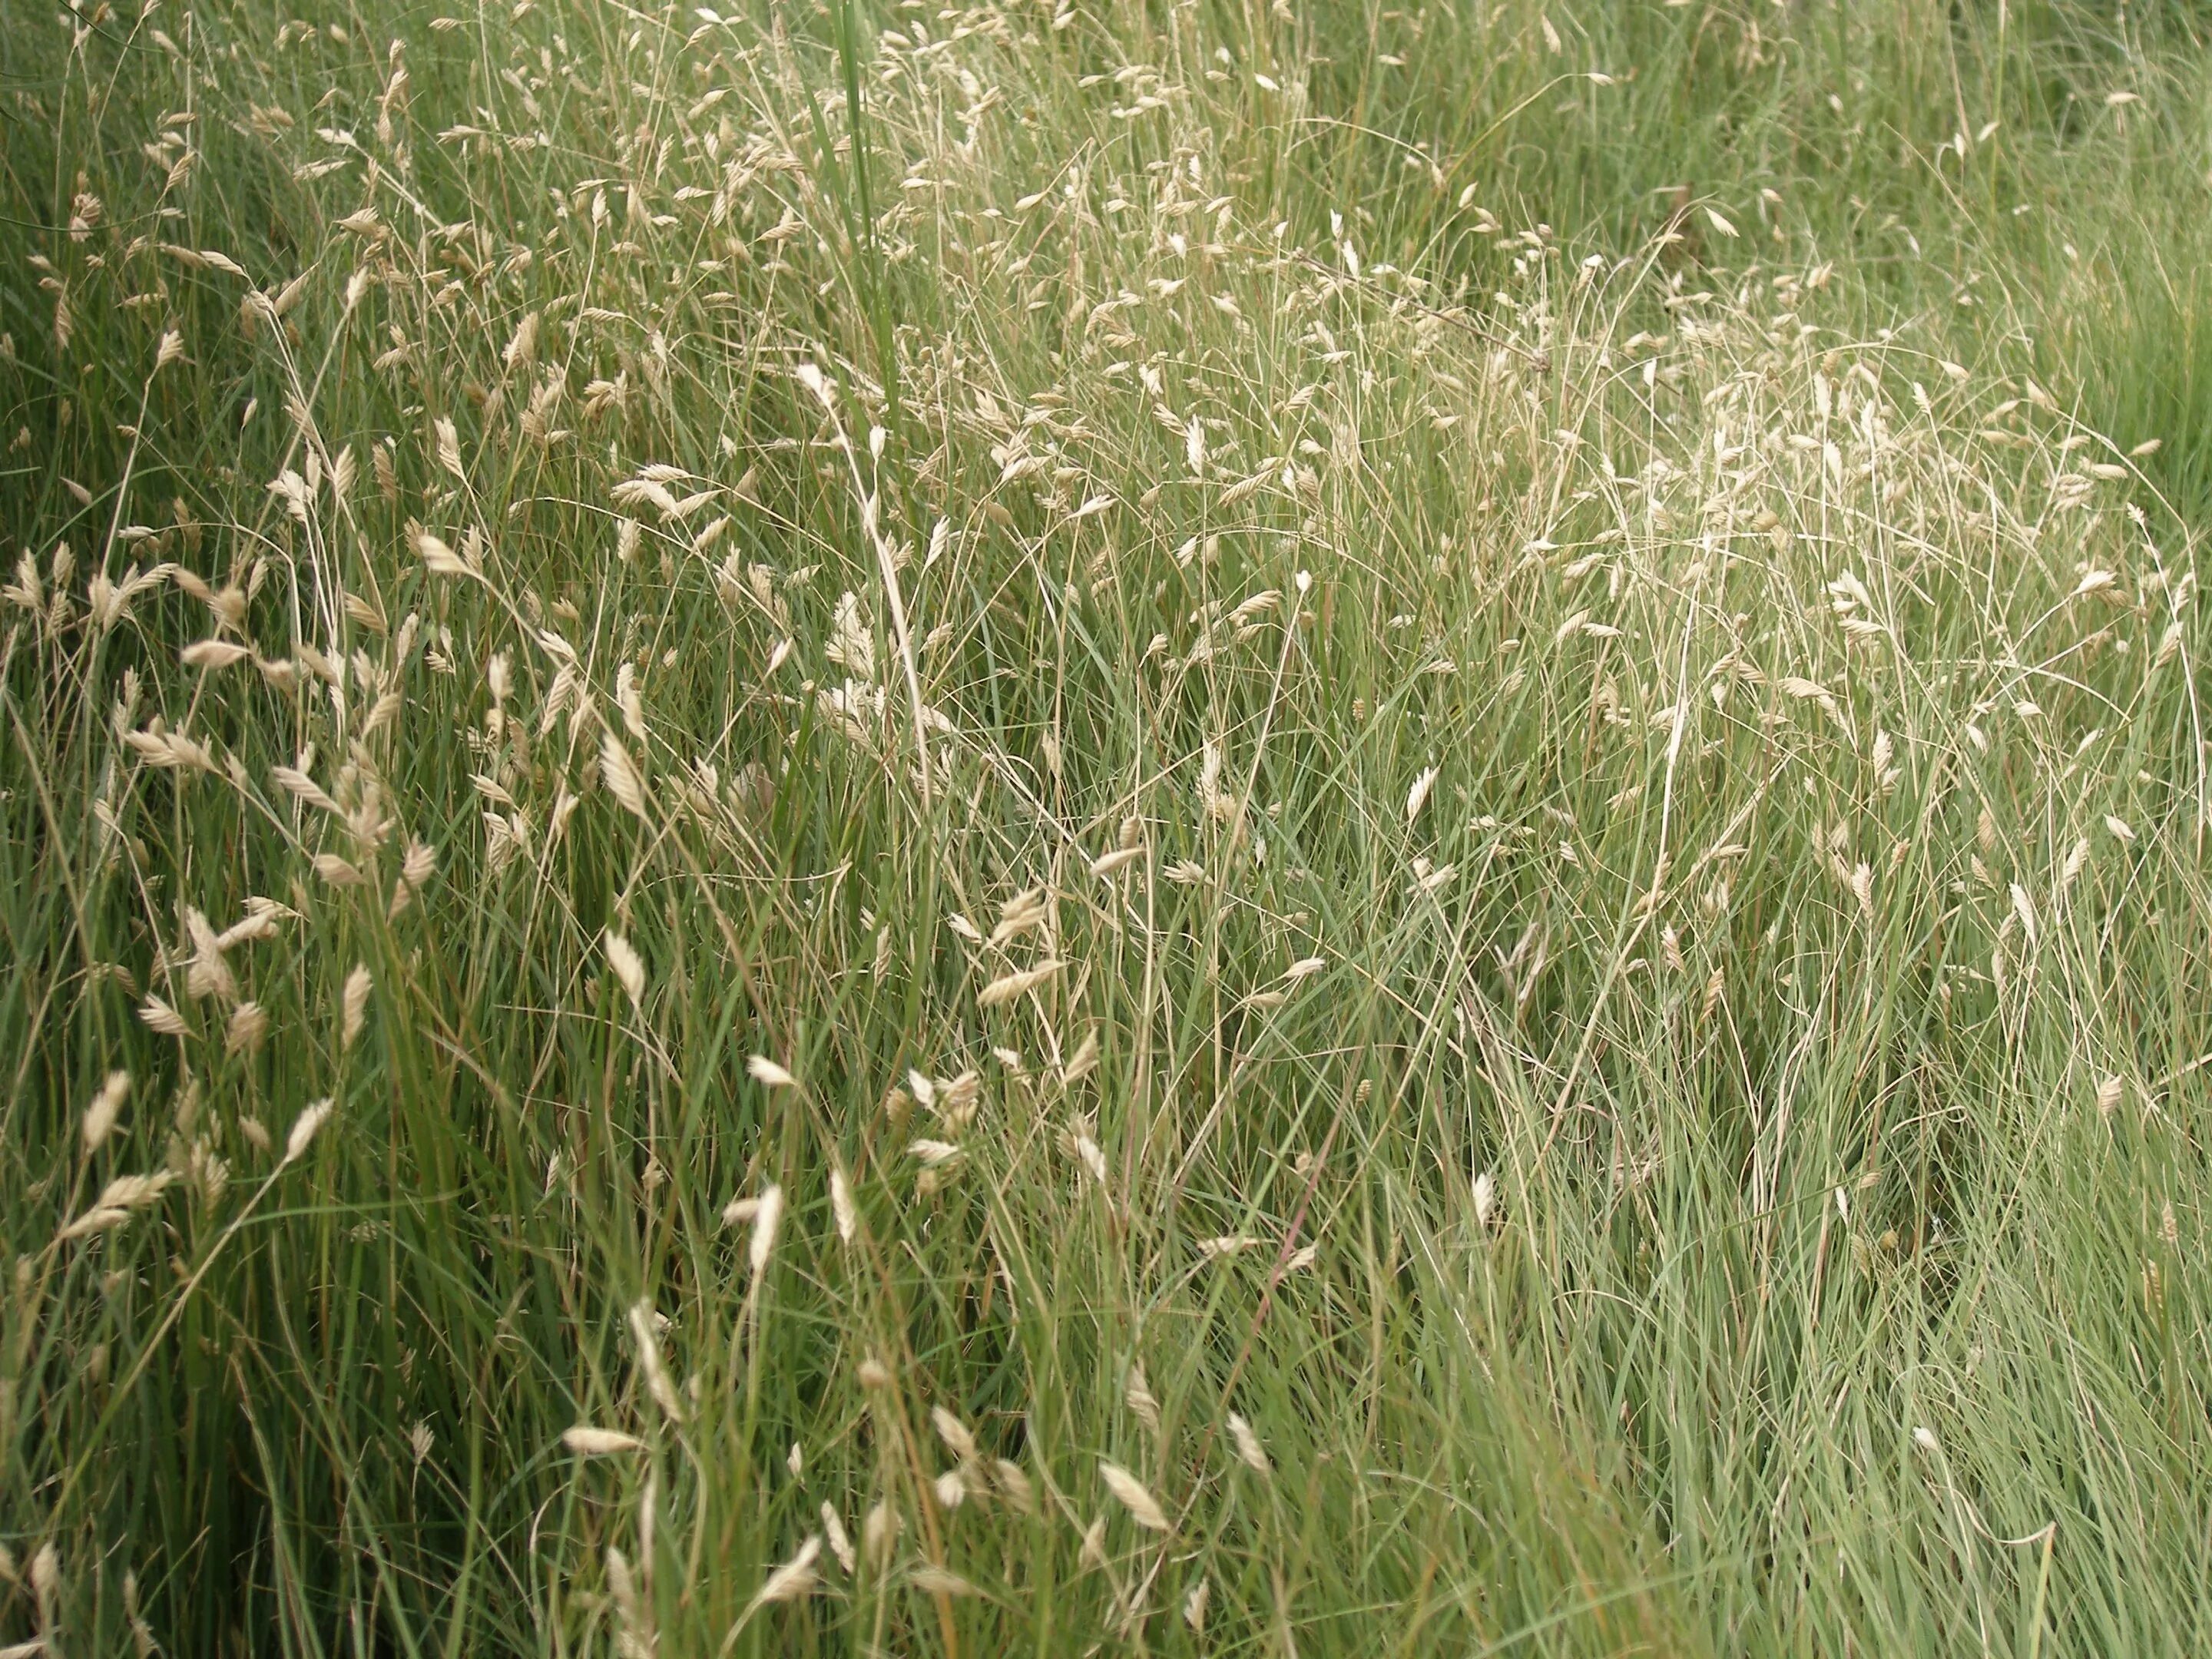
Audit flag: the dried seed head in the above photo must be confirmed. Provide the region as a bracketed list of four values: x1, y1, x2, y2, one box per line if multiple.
[1406, 766, 1439, 826]
[81, 1070, 131, 1154]
[979, 959, 1064, 1008]
[562, 1426, 645, 1455]
[830, 1166, 857, 1243]
[862, 1501, 899, 1567]
[995, 1457, 1035, 1514]
[340, 964, 373, 1050]
[600, 731, 647, 817]
[753, 1535, 821, 1607]
[627, 1300, 684, 1423]
[748, 1184, 784, 1277]
[283, 1098, 334, 1165]
[1124, 1363, 1159, 1432]
[931, 1406, 976, 1462]
[1184, 1576, 1210, 1632]
[1098, 1461, 1170, 1531]
[1227, 1412, 1270, 1475]
[604, 932, 646, 1008]
[821, 1505, 856, 1575]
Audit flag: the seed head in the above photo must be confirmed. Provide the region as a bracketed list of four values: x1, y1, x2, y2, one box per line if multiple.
[81, 1070, 131, 1153]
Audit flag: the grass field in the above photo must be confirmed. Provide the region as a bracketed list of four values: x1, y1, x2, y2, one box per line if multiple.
[5, 0, 2212, 1651]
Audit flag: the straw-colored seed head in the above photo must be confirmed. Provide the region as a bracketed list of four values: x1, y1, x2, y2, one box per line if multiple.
[283, 1098, 334, 1165]
[627, 1300, 684, 1423]
[979, 959, 1064, 1008]
[1124, 1363, 1159, 1431]
[1098, 1460, 1171, 1531]
[995, 1457, 1035, 1514]
[81, 1070, 131, 1154]
[862, 1501, 899, 1567]
[1227, 1412, 1270, 1475]
[1184, 1576, 1210, 1632]
[820, 1505, 856, 1575]
[599, 731, 647, 817]
[1473, 1170, 1498, 1230]
[1406, 765, 1439, 826]
[748, 1184, 784, 1277]
[604, 932, 645, 1008]
[931, 1406, 976, 1461]
[830, 1166, 856, 1243]
[340, 964, 373, 1051]
[753, 1535, 821, 1607]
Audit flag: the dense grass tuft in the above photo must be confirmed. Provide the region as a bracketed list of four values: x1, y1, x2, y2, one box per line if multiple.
[3, 0, 2210, 1652]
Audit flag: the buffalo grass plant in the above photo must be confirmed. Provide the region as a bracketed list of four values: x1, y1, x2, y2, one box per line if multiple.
[3, 0, 2211, 1651]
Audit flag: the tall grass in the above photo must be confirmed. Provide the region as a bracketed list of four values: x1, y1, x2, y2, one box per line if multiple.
[2, 0, 2209, 1652]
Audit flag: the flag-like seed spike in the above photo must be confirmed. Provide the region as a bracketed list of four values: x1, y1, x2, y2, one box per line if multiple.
[604, 932, 645, 1008]
[1124, 1364, 1159, 1431]
[1406, 766, 1439, 826]
[340, 964, 373, 1050]
[820, 1505, 855, 1575]
[1227, 1412, 1270, 1475]
[979, 959, 1064, 1008]
[830, 1167, 857, 1243]
[1098, 1461, 1171, 1531]
[81, 1071, 130, 1153]
[752, 1535, 821, 1606]
[283, 1098, 334, 1165]
[931, 1406, 975, 1461]
[749, 1184, 784, 1277]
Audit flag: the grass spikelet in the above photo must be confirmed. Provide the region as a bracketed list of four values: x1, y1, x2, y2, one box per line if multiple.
[1098, 1462, 1171, 1532]
[1406, 767, 1439, 827]
[1227, 1414, 1270, 1476]
[282, 1099, 334, 1165]
[747, 1184, 784, 1278]
[80, 1071, 130, 1154]
[746, 1056, 796, 1088]
[750, 1535, 821, 1608]
[604, 932, 646, 1010]
[627, 1300, 684, 1425]
[979, 961, 1064, 1009]
[339, 965, 373, 1051]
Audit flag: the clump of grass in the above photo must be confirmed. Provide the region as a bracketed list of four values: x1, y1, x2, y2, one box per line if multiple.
[2, 0, 2210, 1654]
